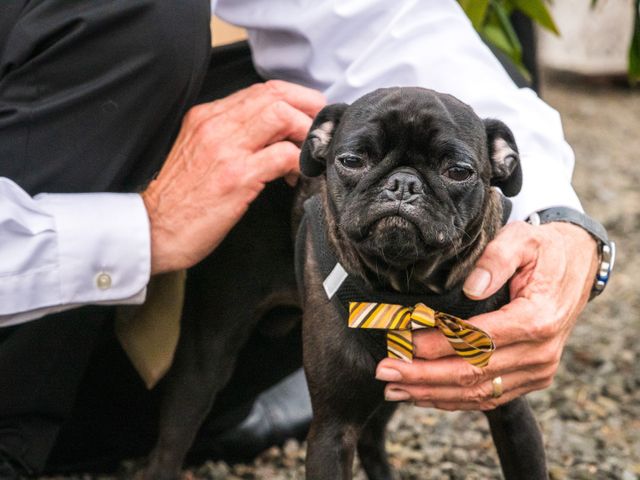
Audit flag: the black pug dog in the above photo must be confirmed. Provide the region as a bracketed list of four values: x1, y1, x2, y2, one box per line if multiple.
[297, 87, 547, 480]
[140, 86, 546, 480]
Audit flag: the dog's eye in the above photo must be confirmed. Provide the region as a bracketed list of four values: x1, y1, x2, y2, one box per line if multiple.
[444, 166, 473, 181]
[337, 154, 364, 169]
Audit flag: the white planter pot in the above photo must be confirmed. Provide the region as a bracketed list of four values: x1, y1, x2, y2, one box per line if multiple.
[538, 0, 636, 75]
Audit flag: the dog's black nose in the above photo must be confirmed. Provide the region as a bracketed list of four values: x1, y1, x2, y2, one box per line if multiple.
[384, 169, 423, 202]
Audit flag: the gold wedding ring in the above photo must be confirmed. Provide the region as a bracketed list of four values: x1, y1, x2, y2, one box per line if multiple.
[491, 376, 504, 398]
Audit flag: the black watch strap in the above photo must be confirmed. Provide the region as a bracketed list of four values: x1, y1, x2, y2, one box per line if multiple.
[530, 206, 609, 244]
[527, 207, 615, 300]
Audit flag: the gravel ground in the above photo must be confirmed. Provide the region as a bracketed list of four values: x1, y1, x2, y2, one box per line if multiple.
[41, 73, 640, 480]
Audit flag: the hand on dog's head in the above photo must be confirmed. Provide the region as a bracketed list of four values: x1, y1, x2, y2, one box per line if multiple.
[300, 87, 522, 293]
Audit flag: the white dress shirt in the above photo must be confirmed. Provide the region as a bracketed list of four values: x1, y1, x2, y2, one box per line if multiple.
[0, 0, 582, 326]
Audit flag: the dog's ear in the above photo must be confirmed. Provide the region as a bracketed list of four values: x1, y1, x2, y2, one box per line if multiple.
[300, 103, 349, 177]
[484, 118, 522, 197]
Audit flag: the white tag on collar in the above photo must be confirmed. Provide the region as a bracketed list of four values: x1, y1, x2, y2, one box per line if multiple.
[323, 262, 348, 299]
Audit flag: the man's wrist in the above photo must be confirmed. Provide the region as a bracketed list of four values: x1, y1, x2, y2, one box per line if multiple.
[527, 207, 615, 300]
[142, 186, 174, 275]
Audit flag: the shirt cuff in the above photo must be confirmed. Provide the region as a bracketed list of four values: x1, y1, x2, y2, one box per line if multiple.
[34, 192, 151, 306]
[508, 150, 584, 222]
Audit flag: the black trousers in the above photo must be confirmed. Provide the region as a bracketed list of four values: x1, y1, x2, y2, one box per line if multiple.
[0, 1, 301, 474]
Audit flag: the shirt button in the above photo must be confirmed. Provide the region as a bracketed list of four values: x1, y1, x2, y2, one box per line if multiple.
[96, 272, 112, 290]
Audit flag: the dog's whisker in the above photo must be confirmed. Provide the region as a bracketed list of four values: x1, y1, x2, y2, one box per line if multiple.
[374, 258, 382, 283]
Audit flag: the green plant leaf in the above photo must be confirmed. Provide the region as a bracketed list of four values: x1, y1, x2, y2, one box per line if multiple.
[484, 2, 533, 81]
[502, 0, 517, 14]
[459, 0, 490, 29]
[490, 1, 523, 58]
[512, 0, 560, 34]
[629, 0, 640, 84]
[483, 22, 515, 57]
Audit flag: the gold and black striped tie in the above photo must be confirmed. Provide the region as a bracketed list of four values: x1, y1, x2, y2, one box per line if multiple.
[348, 302, 495, 367]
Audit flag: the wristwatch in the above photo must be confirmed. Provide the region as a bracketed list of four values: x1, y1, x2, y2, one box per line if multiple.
[527, 207, 615, 300]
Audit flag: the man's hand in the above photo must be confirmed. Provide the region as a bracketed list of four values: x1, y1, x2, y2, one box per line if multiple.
[375, 221, 599, 410]
[142, 80, 325, 274]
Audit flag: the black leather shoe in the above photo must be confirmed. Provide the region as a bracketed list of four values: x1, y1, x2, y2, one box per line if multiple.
[189, 368, 312, 463]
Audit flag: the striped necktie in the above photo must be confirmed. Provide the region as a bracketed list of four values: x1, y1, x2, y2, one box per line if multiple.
[348, 302, 495, 366]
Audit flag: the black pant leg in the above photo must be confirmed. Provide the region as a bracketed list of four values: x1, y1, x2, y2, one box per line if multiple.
[0, 0, 211, 474]
[47, 42, 305, 473]
[0, 0, 211, 194]
[0, 309, 108, 474]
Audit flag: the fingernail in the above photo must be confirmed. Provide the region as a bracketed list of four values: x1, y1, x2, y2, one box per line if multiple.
[285, 172, 299, 187]
[416, 401, 435, 408]
[376, 367, 402, 382]
[385, 389, 410, 402]
[463, 268, 491, 297]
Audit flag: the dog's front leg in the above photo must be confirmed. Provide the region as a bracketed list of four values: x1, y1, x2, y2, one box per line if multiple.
[302, 301, 388, 479]
[357, 402, 398, 480]
[305, 390, 393, 480]
[306, 416, 361, 480]
[484, 396, 548, 480]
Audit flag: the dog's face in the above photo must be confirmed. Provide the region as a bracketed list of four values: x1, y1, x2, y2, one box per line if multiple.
[301, 87, 521, 291]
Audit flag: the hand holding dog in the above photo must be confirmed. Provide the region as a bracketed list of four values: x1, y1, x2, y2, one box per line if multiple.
[377, 221, 598, 410]
[142, 81, 325, 274]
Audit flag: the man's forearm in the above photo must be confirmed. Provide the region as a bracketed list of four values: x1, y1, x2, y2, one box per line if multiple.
[0, 80, 325, 326]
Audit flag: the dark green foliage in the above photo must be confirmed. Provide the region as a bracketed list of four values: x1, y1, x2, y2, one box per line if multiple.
[460, 0, 640, 85]
[458, 0, 558, 78]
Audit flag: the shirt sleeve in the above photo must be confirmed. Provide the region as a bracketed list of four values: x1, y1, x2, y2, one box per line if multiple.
[214, 0, 583, 220]
[0, 177, 150, 327]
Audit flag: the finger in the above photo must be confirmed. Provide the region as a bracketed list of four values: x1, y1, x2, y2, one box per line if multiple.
[377, 356, 485, 387]
[377, 335, 555, 387]
[411, 328, 469, 361]
[260, 79, 327, 118]
[177, 88, 316, 164]
[284, 171, 300, 187]
[414, 377, 552, 411]
[468, 293, 563, 346]
[196, 80, 326, 126]
[385, 361, 554, 404]
[410, 297, 542, 364]
[246, 141, 301, 184]
[472, 295, 543, 341]
[463, 221, 540, 300]
[246, 99, 316, 150]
